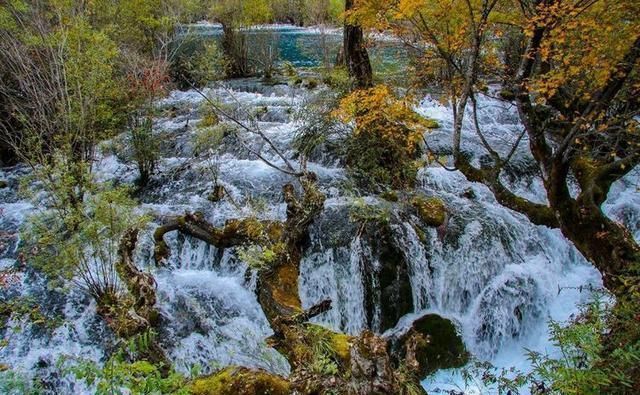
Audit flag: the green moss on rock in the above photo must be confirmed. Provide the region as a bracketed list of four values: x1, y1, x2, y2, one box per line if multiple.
[380, 190, 399, 202]
[424, 119, 440, 129]
[189, 367, 290, 395]
[409, 314, 468, 377]
[411, 196, 446, 227]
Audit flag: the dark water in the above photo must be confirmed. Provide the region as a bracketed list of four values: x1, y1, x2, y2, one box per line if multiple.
[184, 24, 409, 74]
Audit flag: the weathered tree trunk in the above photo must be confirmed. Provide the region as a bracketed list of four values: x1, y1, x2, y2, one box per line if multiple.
[97, 228, 169, 371]
[543, 160, 640, 292]
[344, 0, 373, 89]
[154, 175, 426, 394]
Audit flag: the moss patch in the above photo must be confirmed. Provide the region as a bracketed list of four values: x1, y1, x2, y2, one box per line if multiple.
[409, 314, 468, 377]
[189, 367, 290, 395]
[424, 119, 440, 129]
[411, 196, 446, 227]
[269, 264, 302, 313]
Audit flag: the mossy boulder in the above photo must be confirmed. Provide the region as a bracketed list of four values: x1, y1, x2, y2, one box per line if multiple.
[424, 119, 440, 129]
[0, 180, 7, 189]
[403, 314, 468, 378]
[189, 367, 290, 395]
[411, 196, 446, 227]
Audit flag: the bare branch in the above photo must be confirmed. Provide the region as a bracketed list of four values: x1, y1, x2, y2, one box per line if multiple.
[186, 81, 303, 176]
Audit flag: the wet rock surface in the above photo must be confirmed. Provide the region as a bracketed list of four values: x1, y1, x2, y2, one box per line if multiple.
[394, 313, 468, 377]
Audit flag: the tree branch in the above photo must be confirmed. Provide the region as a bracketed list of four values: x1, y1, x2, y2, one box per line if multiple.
[557, 35, 640, 165]
[153, 212, 272, 264]
[456, 156, 559, 227]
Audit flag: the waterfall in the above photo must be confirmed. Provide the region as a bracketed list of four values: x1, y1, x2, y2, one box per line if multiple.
[0, 64, 636, 395]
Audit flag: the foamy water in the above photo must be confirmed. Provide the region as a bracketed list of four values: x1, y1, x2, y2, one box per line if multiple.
[0, 74, 636, 394]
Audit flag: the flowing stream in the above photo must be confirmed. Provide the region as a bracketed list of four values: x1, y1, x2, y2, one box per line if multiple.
[1, 26, 638, 394]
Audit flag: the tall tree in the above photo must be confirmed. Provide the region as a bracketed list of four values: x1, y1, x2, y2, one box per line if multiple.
[353, 1, 640, 390]
[344, 0, 373, 88]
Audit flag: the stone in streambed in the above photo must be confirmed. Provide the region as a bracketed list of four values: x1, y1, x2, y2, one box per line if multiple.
[399, 314, 468, 378]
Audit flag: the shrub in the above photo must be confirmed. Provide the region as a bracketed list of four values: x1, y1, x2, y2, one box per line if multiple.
[62, 331, 189, 395]
[333, 85, 434, 190]
[128, 118, 159, 187]
[526, 294, 640, 394]
[23, 185, 148, 301]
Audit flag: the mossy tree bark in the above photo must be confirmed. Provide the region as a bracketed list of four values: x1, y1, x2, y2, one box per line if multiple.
[154, 174, 426, 394]
[95, 228, 169, 370]
[510, 33, 640, 293]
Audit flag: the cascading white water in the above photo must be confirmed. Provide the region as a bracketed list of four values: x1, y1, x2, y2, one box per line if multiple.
[0, 65, 637, 395]
[299, 222, 369, 335]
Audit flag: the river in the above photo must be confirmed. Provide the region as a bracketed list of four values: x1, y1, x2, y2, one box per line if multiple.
[0, 25, 638, 394]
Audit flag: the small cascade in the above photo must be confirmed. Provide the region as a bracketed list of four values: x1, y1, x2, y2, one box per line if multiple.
[155, 268, 289, 376]
[299, 231, 368, 335]
[0, 47, 636, 395]
[390, 221, 434, 311]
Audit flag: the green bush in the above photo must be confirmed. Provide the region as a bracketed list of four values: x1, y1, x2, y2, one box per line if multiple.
[128, 118, 159, 187]
[23, 184, 148, 299]
[63, 331, 190, 395]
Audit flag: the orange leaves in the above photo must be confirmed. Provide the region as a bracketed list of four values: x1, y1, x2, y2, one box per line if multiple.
[333, 85, 429, 153]
[334, 84, 437, 188]
[127, 60, 171, 101]
[346, 0, 394, 30]
[525, 0, 639, 101]
[397, 0, 429, 18]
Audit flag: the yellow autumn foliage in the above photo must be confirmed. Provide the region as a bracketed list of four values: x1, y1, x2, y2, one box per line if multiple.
[334, 85, 431, 152]
[333, 85, 436, 189]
